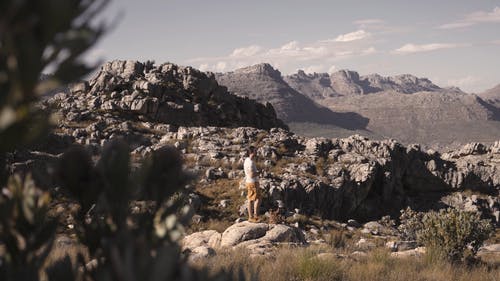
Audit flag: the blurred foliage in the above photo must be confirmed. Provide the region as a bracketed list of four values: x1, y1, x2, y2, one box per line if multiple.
[0, 0, 108, 184]
[0, 174, 56, 280]
[0, 1, 251, 280]
[417, 208, 493, 262]
[56, 141, 247, 281]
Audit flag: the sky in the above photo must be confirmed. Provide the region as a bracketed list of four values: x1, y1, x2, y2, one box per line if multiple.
[88, 0, 500, 93]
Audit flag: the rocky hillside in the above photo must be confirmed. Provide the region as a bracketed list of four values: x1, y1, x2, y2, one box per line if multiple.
[215, 64, 369, 130]
[5, 60, 500, 249]
[45, 60, 287, 131]
[217, 63, 500, 149]
[480, 83, 500, 108]
[321, 91, 500, 148]
[284, 69, 445, 99]
[10, 123, 500, 224]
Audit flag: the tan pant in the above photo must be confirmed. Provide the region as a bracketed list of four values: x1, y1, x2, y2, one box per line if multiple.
[246, 182, 261, 201]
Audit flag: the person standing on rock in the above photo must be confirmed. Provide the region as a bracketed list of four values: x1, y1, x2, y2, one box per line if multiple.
[244, 146, 261, 222]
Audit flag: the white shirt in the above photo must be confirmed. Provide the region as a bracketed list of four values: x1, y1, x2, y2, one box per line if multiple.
[244, 157, 258, 183]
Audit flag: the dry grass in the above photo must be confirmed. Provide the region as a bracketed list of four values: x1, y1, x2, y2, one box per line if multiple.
[192, 245, 500, 281]
[188, 178, 245, 233]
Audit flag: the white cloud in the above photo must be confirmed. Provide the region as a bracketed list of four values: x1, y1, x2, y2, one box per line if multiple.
[215, 61, 227, 72]
[354, 19, 385, 29]
[438, 22, 475, 30]
[446, 75, 481, 92]
[187, 35, 377, 74]
[302, 65, 326, 74]
[392, 43, 461, 54]
[438, 6, 500, 29]
[280, 41, 300, 51]
[362, 47, 377, 55]
[467, 6, 500, 23]
[198, 63, 210, 71]
[230, 45, 263, 57]
[328, 65, 337, 73]
[333, 30, 370, 42]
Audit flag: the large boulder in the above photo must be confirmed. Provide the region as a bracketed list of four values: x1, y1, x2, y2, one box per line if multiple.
[220, 222, 269, 247]
[182, 230, 222, 250]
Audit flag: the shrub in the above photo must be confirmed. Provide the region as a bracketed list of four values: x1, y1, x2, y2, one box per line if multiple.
[398, 207, 424, 241]
[417, 208, 494, 262]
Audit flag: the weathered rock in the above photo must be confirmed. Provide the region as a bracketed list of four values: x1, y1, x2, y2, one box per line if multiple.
[362, 221, 396, 236]
[355, 238, 376, 250]
[390, 247, 426, 258]
[182, 230, 221, 251]
[385, 240, 418, 252]
[205, 167, 227, 181]
[46, 60, 287, 132]
[261, 224, 305, 243]
[220, 222, 269, 247]
[187, 246, 216, 262]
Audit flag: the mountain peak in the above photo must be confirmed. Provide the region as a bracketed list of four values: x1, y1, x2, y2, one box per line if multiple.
[234, 63, 282, 78]
[332, 69, 361, 82]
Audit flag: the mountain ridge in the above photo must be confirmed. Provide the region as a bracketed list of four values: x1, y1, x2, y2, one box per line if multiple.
[480, 83, 500, 108]
[284, 68, 459, 100]
[216, 63, 500, 149]
[215, 63, 369, 130]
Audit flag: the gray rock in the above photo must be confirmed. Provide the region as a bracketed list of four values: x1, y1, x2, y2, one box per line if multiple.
[187, 246, 216, 262]
[385, 240, 418, 252]
[182, 230, 221, 251]
[220, 222, 269, 247]
[205, 167, 227, 180]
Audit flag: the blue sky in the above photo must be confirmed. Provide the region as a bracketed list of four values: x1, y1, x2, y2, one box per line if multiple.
[89, 0, 500, 93]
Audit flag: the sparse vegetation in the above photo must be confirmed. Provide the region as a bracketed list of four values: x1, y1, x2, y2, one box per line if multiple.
[189, 178, 245, 232]
[417, 208, 494, 262]
[398, 207, 424, 241]
[193, 244, 500, 281]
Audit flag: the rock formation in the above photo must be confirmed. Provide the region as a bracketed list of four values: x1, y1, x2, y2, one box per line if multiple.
[8, 60, 499, 224]
[215, 64, 369, 130]
[284, 69, 445, 99]
[46, 60, 287, 131]
[218, 63, 500, 149]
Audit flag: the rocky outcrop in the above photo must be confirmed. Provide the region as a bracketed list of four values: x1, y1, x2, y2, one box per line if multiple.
[45, 60, 287, 131]
[284, 69, 444, 99]
[182, 222, 306, 258]
[219, 64, 500, 149]
[9, 111, 500, 222]
[157, 126, 499, 221]
[362, 73, 442, 94]
[215, 63, 369, 130]
[10, 61, 500, 224]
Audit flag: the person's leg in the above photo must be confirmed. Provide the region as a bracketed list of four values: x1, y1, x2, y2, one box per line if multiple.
[247, 200, 254, 221]
[253, 199, 260, 220]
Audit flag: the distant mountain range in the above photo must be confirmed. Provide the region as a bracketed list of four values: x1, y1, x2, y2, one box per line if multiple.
[215, 64, 368, 130]
[215, 63, 500, 149]
[284, 69, 451, 99]
[480, 84, 500, 108]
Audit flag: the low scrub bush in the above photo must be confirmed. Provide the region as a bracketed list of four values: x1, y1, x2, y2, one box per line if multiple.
[417, 208, 494, 262]
[397, 207, 424, 241]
